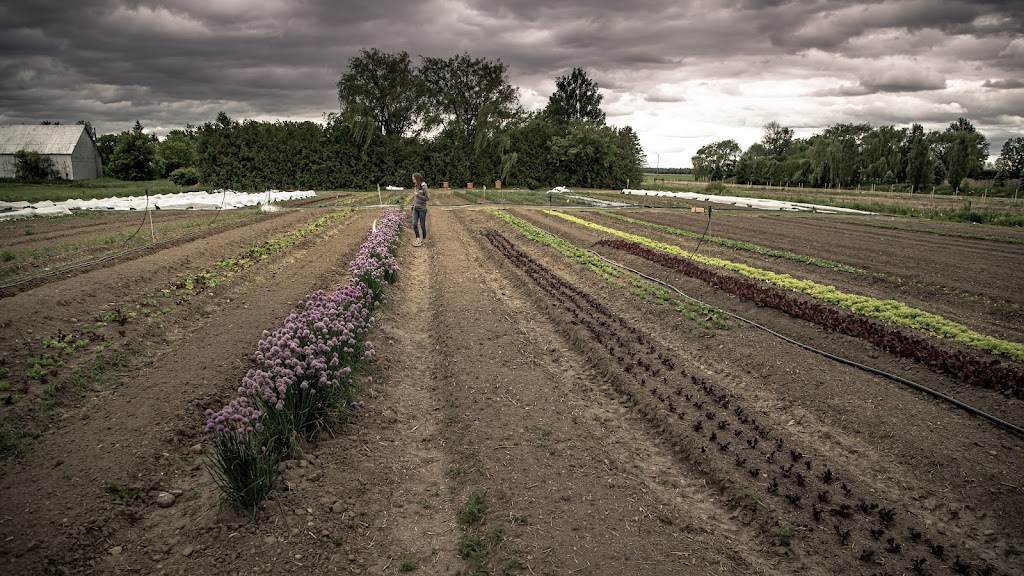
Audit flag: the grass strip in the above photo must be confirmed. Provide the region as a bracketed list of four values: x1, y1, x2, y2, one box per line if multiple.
[489, 209, 729, 329]
[594, 210, 863, 273]
[546, 210, 1024, 361]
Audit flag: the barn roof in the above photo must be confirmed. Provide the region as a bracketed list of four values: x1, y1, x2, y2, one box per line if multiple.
[0, 125, 89, 155]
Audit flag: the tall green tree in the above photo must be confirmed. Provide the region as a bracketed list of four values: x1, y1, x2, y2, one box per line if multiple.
[761, 121, 794, 159]
[692, 140, 741, 181]
[336, 48, 422, 138]
[805, 123, 870, 187]
[735, 143, 774, 184]
[543, 67, 605, 125]
[157, 126, 198, 176]
[107, 129, 159, 181]
[615, 126, 646, 188]
[995, 137, 1023, 180]
[904, 124, 934, 192]
[96, 134, 119, 169]
[860, 125, 906, 183]
[419, 52, 521, 145]
[941, 117, 988, 190]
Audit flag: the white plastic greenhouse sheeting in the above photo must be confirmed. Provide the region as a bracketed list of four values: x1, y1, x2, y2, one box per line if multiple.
[620, 188, 873, 214]
[0, 189, 317, 221]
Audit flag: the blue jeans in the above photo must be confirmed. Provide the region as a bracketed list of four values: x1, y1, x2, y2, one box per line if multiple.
[412, 207, 427, 239]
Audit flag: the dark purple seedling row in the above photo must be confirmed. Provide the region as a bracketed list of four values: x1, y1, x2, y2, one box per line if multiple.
[596, 238, 1023, 398]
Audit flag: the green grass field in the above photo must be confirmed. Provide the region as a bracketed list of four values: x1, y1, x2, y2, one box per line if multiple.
[642, 172, 694, 184]
[0, 178, 191, 203]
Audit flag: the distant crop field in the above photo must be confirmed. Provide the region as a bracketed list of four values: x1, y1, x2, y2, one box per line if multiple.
[642, 172, 694, 183]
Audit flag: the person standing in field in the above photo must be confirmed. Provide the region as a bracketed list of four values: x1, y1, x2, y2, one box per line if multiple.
[411, 172, 430, 247]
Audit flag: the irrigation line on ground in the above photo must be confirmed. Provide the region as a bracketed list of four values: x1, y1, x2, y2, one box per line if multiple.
[563, 244, 1024, 439]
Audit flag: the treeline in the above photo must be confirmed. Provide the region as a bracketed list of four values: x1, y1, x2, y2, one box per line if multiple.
[643, 167, 693, 175]
[693, 121, 1023, 193]
[94, 51, 645, 191]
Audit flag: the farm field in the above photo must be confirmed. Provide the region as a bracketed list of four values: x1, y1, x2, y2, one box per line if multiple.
[0, 189, 1022, 576]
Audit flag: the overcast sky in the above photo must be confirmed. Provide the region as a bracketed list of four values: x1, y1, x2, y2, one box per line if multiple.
[2, 0, 1022, 168]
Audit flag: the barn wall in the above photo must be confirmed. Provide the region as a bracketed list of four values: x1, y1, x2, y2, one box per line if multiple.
[69, 130, 103, 179]
[0, 155, 15, 178]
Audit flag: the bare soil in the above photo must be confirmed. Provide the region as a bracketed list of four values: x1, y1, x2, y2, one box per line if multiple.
[1, 200, 1022, 576]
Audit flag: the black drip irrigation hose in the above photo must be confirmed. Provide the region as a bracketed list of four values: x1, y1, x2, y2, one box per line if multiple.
[121, 188, 150, 248]
[583, 248, 1024, 438]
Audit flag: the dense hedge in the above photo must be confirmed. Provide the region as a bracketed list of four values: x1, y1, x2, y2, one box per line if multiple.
[193, 113, 645, 192]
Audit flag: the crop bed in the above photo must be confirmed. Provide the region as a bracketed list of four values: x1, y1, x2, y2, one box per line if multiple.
[0, 200, 1021, 576]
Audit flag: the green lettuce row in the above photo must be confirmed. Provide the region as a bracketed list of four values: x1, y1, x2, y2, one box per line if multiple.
[547, 210, 1024, 361]
[489, 209, 729, 329]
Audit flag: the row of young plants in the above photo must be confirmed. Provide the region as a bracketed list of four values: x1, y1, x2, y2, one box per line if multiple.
[144, 209, 356, 310]
[488, 209, 729, 329]
[1, 210, 361, 462]
[594, 210, 864, 273]
[546, 210, 1024, 361]
[203, 209, 403, 516]
[482, 227, 1001, 576]
[599, 238, 1024, 397]
[592, 210, 1021, 313]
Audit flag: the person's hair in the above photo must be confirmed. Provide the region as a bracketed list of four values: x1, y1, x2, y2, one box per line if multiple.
[412, 172, 423, 188]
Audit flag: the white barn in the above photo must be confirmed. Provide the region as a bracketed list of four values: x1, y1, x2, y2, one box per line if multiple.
[0, 125, 103, 180]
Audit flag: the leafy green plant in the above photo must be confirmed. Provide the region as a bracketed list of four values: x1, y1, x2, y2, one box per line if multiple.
[0, 381, 20, 405]
[0, 251, 15, 262]
[43, 331, 90, 355]
[399, 558, 418, 571]
[779, 522, 795, 537]
[105, 482, 146, 500]
[458, 490, 488, 527]
[457, 535, 486, 562]
[27, 364, 50, 381]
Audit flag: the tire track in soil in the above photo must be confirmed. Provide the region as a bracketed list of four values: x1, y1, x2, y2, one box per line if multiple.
[403, 209, 779, 575]
[0, 210, 377, 575]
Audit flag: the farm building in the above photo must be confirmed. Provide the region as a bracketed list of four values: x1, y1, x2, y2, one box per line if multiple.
[0, 124, 103, 180]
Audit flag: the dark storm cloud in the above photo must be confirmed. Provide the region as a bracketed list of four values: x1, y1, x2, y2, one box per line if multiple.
[983, 79, 1024, 89]
[0, 0, 1021, 161]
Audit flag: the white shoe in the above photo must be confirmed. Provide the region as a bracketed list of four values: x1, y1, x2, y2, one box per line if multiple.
[413, 238, 422, 247]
